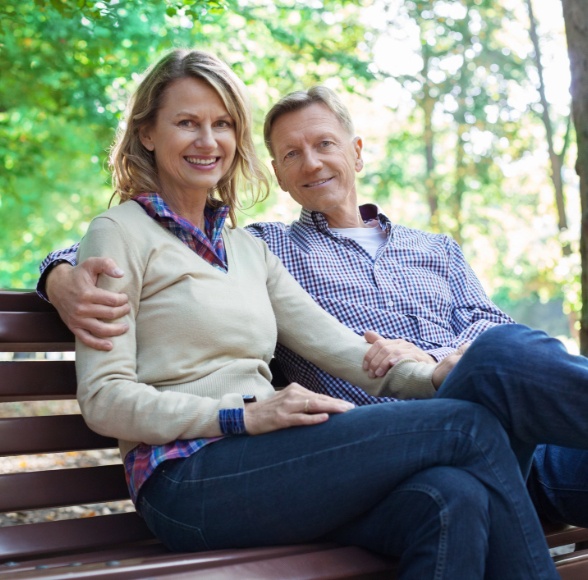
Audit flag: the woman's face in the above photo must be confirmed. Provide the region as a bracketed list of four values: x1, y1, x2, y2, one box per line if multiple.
[139, 77, 237, 201]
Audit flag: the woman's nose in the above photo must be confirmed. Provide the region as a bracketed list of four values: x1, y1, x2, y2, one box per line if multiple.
[195, 125, 215, 149]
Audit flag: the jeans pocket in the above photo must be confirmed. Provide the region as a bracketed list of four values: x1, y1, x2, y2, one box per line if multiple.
[139, 494, 210, 553]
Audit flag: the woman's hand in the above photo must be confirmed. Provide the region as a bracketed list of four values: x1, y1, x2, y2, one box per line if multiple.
[363, 330, 436, 378]
[243, 383, 355, 435]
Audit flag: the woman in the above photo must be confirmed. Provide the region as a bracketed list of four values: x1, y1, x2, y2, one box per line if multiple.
[75, 49, 558, 579]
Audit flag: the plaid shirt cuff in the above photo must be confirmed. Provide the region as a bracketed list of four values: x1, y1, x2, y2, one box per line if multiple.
[36, 257, 77, 302]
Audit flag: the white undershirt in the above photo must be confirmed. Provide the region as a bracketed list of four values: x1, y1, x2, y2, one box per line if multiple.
[332, 221, 387, 259]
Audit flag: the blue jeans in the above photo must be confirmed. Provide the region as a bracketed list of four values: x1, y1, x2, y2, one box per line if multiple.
[528, 444, 588, 527]
[138, 400, 557, 579]
[436, 324, 588, 476]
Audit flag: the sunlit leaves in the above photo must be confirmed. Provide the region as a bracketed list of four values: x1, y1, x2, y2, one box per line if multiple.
[1, 0, 378, 288]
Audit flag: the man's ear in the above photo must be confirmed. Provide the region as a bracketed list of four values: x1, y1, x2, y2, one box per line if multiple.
[271, 160, 287, 191]
[139, 126, 155, 152]
[353, 136, 364, 172]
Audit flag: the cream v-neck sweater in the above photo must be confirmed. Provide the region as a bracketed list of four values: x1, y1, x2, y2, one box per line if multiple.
[76, 201, 435, 459]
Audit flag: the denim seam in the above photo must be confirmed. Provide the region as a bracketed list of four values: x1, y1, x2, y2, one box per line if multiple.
[395, 483, 449, 580]
[155, 426, 500, 485]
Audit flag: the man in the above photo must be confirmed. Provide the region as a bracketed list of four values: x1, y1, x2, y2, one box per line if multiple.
[39, 86, 588, 528]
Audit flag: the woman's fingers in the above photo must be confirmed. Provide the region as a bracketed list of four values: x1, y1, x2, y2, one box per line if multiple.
[243, 384, 354, 435]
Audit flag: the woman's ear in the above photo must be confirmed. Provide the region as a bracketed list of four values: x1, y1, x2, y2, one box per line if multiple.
[139, 126, 155, 152]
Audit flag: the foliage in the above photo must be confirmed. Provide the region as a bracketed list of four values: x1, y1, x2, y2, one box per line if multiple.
[0, 0, 375, 288]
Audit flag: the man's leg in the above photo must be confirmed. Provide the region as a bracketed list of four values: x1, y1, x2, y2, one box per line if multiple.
[436, 323, 588, 475]
[326, 466, 490, 579]
[528, 444, 588, 527]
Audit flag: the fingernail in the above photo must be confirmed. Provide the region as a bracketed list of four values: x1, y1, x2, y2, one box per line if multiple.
[376, 369, 384, 377]
[362, 362, 368, 370]
[113, 268, 125, 276]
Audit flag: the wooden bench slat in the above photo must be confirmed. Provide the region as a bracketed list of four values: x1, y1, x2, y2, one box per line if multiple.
[0, 512, 156, 562]
[0, 291, 57, 313]
[0, 465, 130, 513]
[543, 522, 588, 549]
[0, 544, 397, 579]
[554, 549, 588, 580]
[0, 361, 76, 401]
[0, 415, 115, 455]
[0, 312, 74, 352]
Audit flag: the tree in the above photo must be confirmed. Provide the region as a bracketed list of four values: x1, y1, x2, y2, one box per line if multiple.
[0, 0, 377, 288]
[526, 0, 572, 254]
[561, 0, 588, 353]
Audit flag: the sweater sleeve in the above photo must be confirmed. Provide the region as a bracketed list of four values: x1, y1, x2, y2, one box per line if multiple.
[264, 246, 436, 399]
[75, 214, 244, 446]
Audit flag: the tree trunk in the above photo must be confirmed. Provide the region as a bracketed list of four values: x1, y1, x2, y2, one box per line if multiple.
[527, 0, 569, 241]
[561, 0, 588, 354]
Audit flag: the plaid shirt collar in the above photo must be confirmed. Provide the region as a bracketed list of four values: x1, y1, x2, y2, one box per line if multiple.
[134, 193, 229, 271]
[298, 203, 391, 235]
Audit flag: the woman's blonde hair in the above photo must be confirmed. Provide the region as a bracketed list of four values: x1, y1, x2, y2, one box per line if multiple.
[109, 49, 269, 227]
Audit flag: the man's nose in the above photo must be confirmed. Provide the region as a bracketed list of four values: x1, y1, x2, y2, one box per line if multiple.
[302, 151, 322, 171]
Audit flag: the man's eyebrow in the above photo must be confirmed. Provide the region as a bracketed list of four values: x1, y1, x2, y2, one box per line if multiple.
[278, 132, 338, 148]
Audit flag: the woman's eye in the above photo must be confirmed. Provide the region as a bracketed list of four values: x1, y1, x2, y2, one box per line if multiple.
[178, 119, 195, 128]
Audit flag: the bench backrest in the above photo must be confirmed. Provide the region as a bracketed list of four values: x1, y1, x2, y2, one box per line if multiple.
[0, 290, 157, 563]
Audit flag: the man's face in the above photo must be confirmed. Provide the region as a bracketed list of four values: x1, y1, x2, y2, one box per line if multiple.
[270, 103, 363, 226]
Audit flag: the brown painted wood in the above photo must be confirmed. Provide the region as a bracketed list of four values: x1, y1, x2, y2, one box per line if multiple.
[0, 415, 115, 455]
[0, 465, 129, 512]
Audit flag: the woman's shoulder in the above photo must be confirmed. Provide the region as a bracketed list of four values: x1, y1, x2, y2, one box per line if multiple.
[92, 200, 149, 224]
[82, 201, 159, 258]
[227, 225, 265, 244]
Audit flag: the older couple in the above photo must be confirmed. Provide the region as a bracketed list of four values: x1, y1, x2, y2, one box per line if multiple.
[39, 48, 587, 577]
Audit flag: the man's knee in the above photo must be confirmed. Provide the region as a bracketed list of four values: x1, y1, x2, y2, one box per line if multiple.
[467, 323, 528, 356]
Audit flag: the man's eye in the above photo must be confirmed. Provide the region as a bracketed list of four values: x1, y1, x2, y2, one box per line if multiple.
[285, 150, 297, 159]
[320, 140, 333, 148]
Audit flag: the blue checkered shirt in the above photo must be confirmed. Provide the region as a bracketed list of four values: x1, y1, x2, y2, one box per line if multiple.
[246, 204, 513, 405]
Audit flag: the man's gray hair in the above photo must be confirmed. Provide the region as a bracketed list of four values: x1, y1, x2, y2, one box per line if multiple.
[263, 86, 355, 158]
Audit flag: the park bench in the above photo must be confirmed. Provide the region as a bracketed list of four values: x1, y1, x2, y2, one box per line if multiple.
[1, 289, 588, 579]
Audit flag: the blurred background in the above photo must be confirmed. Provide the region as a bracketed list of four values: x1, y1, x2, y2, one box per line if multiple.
[0, 0, 580, 347]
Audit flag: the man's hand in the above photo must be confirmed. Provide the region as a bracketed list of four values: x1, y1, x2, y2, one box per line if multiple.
[243, 383, 355, 435]
[45, 259, 130, 351]
[432, 343, 470, 389]
[363, 330, 436, 378]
